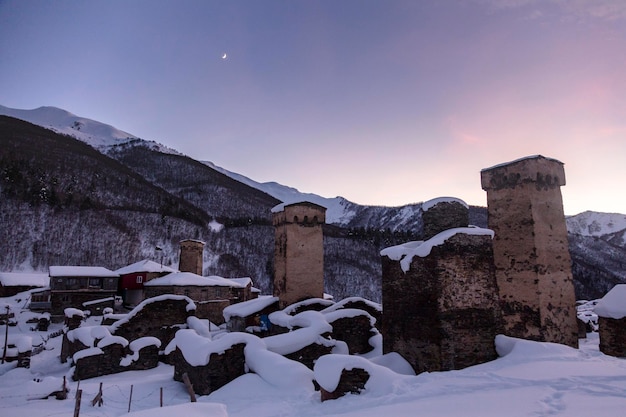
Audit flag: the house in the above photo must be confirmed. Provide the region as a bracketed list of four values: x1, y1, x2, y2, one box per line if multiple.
[594, 284, 626, 357]
[143, 272, 248, 324]
[115, 259, 177, 307]
[49, 266, 119, 319]
[0, 272, 49, 298]
[227, 277, 258, 302]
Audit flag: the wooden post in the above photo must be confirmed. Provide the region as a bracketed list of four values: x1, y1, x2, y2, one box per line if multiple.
[182, 373, 197, 402]
[73, 389, 82, 417]
[128, 385, 133, 413]
[160, 387, 163, 407]
[2, 305, 9, 364]
[75, 380, 80, 398]
[91, 382, 103, 407]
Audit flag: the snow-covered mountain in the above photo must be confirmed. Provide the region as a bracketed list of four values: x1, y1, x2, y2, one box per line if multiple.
[202, 161, 358, 225]
[0, 105, 180, 155]
[567, 211, 626, 240]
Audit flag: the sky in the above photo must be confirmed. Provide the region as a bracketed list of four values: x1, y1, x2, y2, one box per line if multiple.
[1, 0, 625, 215]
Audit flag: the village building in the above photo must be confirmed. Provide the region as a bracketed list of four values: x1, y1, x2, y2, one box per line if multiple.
[143, 272, 248, 324]
[481, 155, 578, 348]
[115, 259, 178, 307]
[48, 266, 119, 319]
[594, 284, 626, 357]
[223, 295, 280, 333]
[179, 239, 205, 275]
[0, 272, 49, 298]
[381, 197, 503, 374]
[272, 201, 326, 309]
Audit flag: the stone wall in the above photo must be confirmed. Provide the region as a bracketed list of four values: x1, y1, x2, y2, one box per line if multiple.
[598, 317, 626, 357]
[172, 343, 246, 395]
[320, 368, 370, 401]
[328, 314, 377, 355]
[382, 232, 502, 374]
[112, 297, 194, 348]
[481, 155, 578, 347]
[284, 341, 334, 370]
[422, 200, 468, 240]
[72, 343, 159, 381]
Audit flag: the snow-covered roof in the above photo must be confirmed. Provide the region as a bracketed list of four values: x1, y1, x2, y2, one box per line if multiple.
[115, 259, 177, 275]
[109, 295, 196, 333]
[49, 266, 119, 278]
[380, 227, 494, 273]
[421, 196, 469, 212]
[313, 353, 409, 394]
[320, 297, 381, 313]
[480, 154, 563, 172]
[228, 277, 253, 287]
[143, 272, 244, 288]
[0, 272, 49, 287]
[180, 238, 206, 245]
[223, 296, 279, 320]
[82, 297, 114, 306]
[594, 284, 626, 319]
[281, 298, 335, 315]
[263, 310, 339, 356]
[270, 200, 327, 213]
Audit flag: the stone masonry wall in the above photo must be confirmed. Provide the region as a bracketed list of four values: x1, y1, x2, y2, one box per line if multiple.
[598, 317, 626, 357]
[382, 233, 502, 374]
[172, 343, 246, 395]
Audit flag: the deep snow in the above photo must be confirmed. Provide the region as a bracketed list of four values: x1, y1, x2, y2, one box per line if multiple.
[1, 290, 626, 417]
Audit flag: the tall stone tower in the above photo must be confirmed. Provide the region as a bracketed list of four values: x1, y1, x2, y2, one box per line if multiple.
[272, 201, 326, 309]
[179, 239, 205, 275]
[381, 198, 502, 374]
[481, 155, 578, 347]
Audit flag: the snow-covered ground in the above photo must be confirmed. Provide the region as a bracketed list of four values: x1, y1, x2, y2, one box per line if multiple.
[1, 290, 626, 417]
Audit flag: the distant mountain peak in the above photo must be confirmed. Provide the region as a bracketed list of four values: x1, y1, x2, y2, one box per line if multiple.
[0, 104, 180, 156]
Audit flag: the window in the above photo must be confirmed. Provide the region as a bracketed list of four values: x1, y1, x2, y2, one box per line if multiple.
[68, 278, 78, 286]
[215, 287, 222, 298]
[136, 275, 143, 284]
[89, 278, 101, 288]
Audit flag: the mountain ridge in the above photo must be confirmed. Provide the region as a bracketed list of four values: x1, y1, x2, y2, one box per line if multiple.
[0, 104, 624, 301]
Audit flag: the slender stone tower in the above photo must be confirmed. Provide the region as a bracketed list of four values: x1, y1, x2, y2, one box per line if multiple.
[272, 201, 326, 309]
[179, 239, 205, 275]
[481, 155, 578, 347]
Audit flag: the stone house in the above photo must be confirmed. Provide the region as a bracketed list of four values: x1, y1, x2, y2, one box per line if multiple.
[144, 272, 248, 324]
[594, 284, 626, 357]
[0, 272, 49, 298]
[381, 198, 503, 374]
[109, 295, 196, 348]
[48, 266, 119, 319]
[115, 259, 177, 307]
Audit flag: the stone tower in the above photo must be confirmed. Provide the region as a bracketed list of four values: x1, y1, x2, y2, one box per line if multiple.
[481, 155, 578, 347]
[272, 201, 326, 309]
[381, 198, 502, 374]
[179, 239, 205, 275]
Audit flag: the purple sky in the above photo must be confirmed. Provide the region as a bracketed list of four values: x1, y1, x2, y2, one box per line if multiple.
[1, 1, 625, 215]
